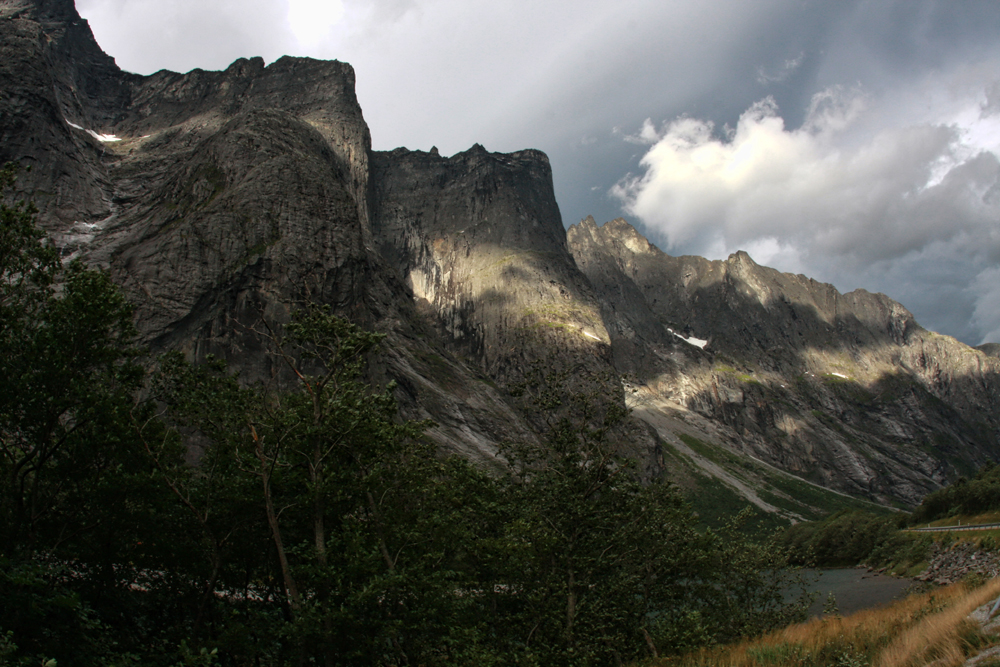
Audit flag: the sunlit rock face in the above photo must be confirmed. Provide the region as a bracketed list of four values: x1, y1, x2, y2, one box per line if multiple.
[3, 0, 999, 508]
[570, 216, 1000, 506]
[370, 146, 612, 387]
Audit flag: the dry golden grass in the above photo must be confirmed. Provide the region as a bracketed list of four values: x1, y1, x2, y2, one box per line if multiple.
[654, 578, 1000, 667]
[876, 577, 1000, 667]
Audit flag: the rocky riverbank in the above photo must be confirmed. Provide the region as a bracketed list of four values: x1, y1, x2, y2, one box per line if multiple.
[915, 542, 1000, 585]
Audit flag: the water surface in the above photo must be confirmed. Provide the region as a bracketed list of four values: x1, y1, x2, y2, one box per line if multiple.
[798, 568, 915, 617]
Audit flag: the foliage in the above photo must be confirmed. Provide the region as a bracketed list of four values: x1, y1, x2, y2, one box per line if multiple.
[911, 462, 1000, 524]
[495, 369, 811, 665]
[780, 510, 911, 567]
[0, 163, 174, 667]
[150, 325, 812, 665]
[781, 463, 1000, 571]
[153, 305, 501, 665]
[493, 406, 710, 664]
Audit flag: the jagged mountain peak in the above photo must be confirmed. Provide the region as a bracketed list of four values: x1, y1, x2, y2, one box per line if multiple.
[726, 249, 757, 266]
[570, 215, 921, 351]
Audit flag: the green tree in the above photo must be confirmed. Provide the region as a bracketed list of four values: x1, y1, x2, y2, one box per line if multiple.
[0, 163, 180, 666]
[0, 163, 146, 558]
[911, 462, 1000, 524]
[158, 304, 498, 665]
[494, 408, 704, 665]
[490, 369, 809, 665]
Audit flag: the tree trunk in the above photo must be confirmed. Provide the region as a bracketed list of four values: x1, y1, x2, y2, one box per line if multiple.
[367, 491, 396, 572]
[566, 564, 577, 644]
[256, 436, 302, 613]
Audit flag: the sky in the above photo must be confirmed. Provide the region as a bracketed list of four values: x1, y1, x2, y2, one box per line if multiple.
[74, 0, 1000, 345]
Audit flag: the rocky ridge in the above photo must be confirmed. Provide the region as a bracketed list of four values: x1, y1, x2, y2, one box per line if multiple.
[2, 0, 999, 510]
[570, 217, 1000, 506]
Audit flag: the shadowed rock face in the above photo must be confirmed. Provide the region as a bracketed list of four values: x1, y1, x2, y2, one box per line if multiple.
[569, 217, 1000, 505]
[0, 0, 125, 224]
[0, 0, 544, 467]
[1, 0, 381, 366]
[3, 0, 998, 507]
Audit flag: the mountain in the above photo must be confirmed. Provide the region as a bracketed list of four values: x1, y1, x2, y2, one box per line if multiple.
[569, 218, 1000, 508]
[3, 0, 999, 513]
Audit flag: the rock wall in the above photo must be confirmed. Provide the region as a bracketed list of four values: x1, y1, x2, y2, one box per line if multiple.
[369, 146, 614, 390]
[569, 217, 1000, 505]
[0, 0, 541, 467]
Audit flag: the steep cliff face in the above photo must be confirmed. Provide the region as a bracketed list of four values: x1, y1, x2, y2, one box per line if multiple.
[0, 0, 539, 467]
[4, 0, 998, 510]
[1, 0, 381, 361]
[370, 146, 612, 387]
[569, 217, 1000, 505]
[0, 0, 124, 224]
[0, 0, 372, 233]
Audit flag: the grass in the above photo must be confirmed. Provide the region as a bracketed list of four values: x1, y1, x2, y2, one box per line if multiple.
[714, 365, 760, 384]
[684, 471, 788, 534]
[676, 433, 887, 522]
[677, 434, 753, 476]
[651, 578, 1000, 667]
[760, 469, 884, 518]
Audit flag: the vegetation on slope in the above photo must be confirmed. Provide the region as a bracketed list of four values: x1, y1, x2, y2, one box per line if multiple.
[780, 463, 1000, 572]
[911, 463, 1000, 525]
[671, 432, 885, 531]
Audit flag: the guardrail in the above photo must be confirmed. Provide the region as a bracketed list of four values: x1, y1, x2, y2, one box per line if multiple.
[906, 522, 1000, 533]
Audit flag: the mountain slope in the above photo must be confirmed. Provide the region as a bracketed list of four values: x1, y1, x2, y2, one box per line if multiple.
[569, 217, 1000, 506]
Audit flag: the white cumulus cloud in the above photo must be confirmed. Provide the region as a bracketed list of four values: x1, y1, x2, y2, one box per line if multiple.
[612, 85, 1000, 344]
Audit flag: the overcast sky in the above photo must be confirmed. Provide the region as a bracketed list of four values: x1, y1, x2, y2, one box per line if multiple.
[75, 0, 1000, 345]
